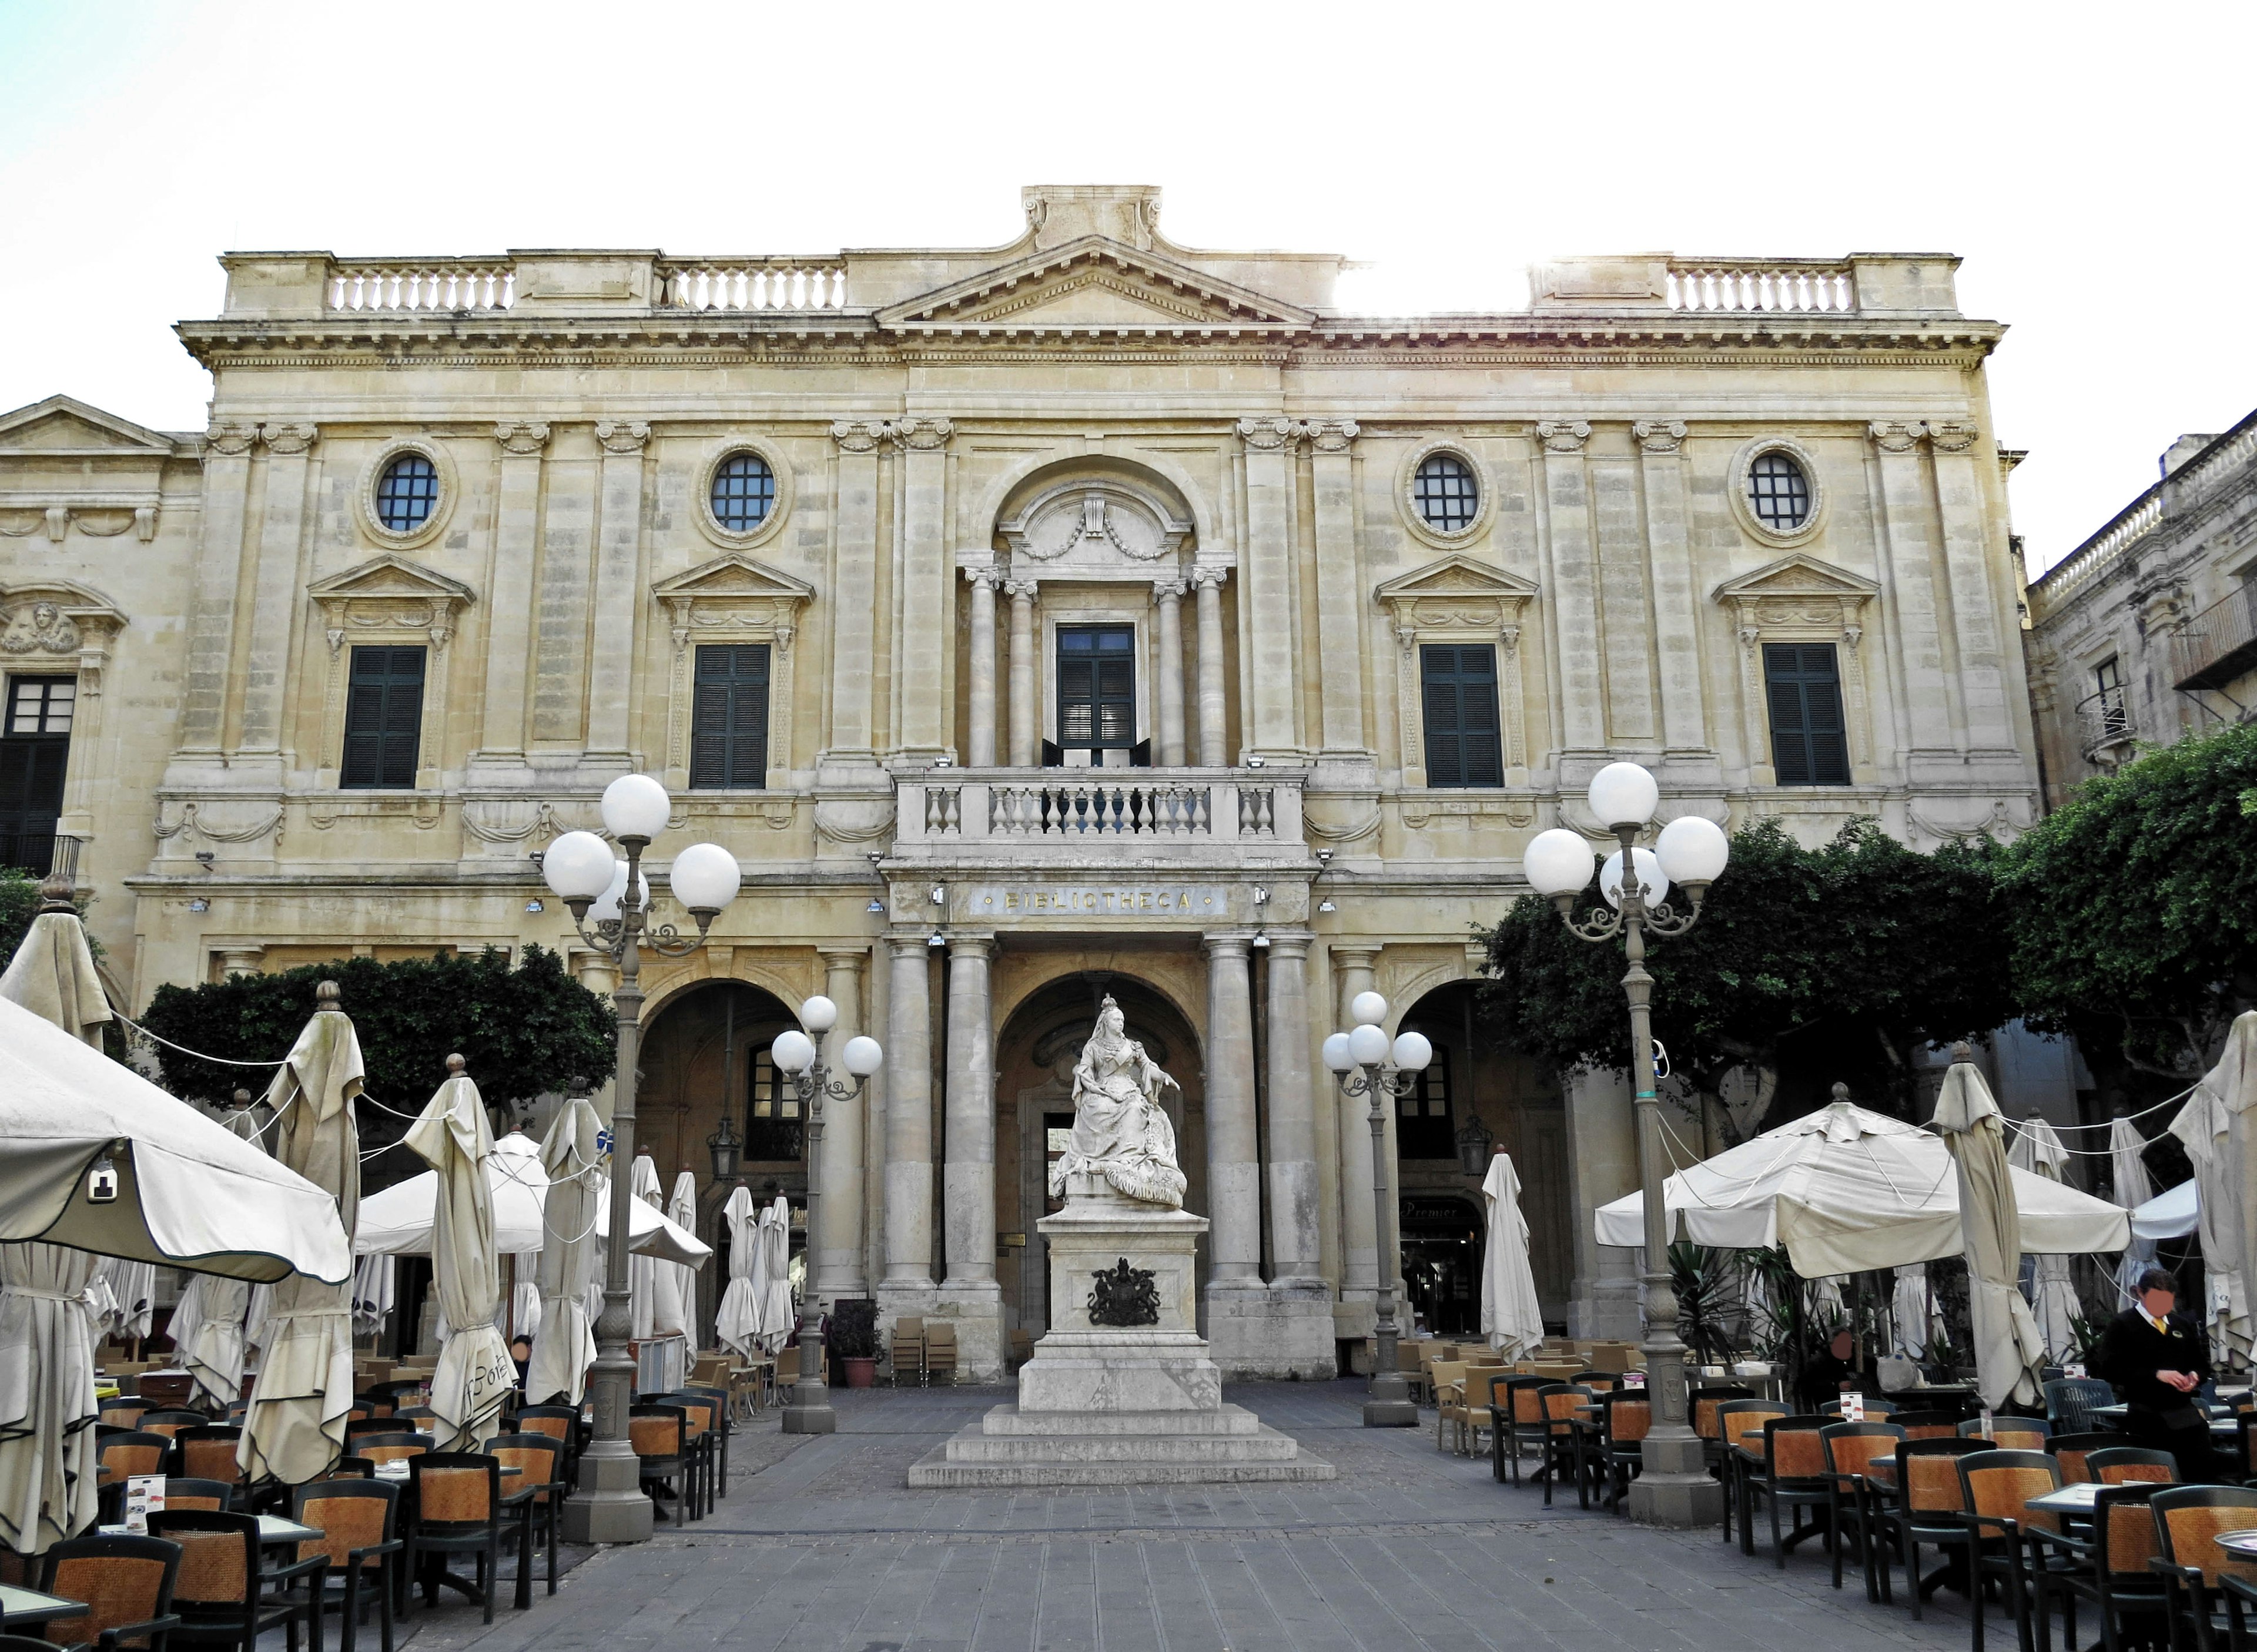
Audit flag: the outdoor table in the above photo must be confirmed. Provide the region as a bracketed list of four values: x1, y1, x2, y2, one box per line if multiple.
[2216, 1531, 2257, 1559]
[258, 1514, 324, 1544]
[2088, 1403, 2238, 1436]
[2028, 1483, 2102, 1515]
[0, 1584, 87, 1630]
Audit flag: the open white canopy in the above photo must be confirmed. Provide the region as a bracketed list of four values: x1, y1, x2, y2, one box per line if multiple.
[2131, 1178, 2199, 1242]
[355, 1130, 712, 1268]
[1593, 1097, 2130, 1277]
[0, 994, 351, 1284]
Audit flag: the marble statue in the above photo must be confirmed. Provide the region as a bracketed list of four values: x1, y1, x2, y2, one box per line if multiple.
[1047, 996, 1187, 1208]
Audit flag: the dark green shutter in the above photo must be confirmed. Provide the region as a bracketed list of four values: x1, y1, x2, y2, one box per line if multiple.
[340, 646, 426, 789]
[1762, 644, 1849, 785]
[1418, 645, 1503, 788]
[689, 645, 771, 789]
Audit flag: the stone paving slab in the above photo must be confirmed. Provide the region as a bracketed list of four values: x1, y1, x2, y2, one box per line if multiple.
[393, 1379, 1989, 1652]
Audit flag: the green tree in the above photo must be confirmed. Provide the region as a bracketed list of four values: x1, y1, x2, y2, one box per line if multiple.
[2001, 719, 2257, 1077]
[137, 946, 614, 1118]
[1480, 818, 2014, 1136]
[0, 869, 101, 975]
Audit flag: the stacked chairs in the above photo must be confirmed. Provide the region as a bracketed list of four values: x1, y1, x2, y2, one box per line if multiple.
[890, 1318, 925, 1386]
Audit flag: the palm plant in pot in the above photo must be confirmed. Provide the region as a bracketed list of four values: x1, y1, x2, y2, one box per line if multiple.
[831, 1298, 879, 1387]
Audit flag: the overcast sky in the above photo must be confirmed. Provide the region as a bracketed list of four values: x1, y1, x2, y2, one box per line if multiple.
[4, 1, 2250, 578]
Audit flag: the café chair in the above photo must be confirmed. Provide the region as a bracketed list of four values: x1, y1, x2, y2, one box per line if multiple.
[36, 1533, 183, 1652]
[1749, 1415, 1835, 1568]
[2045, 1378, 2118, 1436]
[1821, 1420, 1907, 1597]
[484, 1434, 568, 1606]
[290, 1479, 401, 1652]
[2088, 1446, 2179, 1487]
[2039, 1483, 2169, 1652]
[1878, 1436, 1985, 1617]
[146, 1509, 327, 1652]
[1716, 1400, 1787, 1552]
[1957, 1449, 2068, 1652]
[2049, 1431, 2122, 1485]
[628, 1406, 692, 1529]
[2148, 1484, 2257, 1652]
[1598, 1388, 1653, 1514]
[403, 1456, 504, 1625]
[158, 1480, 235, 1514]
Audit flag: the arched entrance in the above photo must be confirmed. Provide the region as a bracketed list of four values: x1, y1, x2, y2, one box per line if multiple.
[992, 969, 1205, 1338]
[638, 979, 802, 1339]
[1394, 981, 1572, 1329]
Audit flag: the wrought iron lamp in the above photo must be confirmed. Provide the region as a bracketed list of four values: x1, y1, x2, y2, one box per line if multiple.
[1454, 1113, 1495, 1177]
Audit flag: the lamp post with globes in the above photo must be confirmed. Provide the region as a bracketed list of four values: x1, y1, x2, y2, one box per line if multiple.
[770, 996, 882, 1435]
[1320, 993, 1432, 1428]
[1519, 762, 1730, 1526]
[541, 775, 744, 1546]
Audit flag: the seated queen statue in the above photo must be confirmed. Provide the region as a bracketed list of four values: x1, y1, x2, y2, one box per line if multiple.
[1047, 996, 1188, 1208]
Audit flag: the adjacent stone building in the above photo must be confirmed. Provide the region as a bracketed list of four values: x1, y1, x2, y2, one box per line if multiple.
[2026, 409, 2257, 805]
[0, 186, 2042, 1376]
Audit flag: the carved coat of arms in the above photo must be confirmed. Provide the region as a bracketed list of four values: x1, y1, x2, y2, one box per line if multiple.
[1086, 1257, 1161, 1328]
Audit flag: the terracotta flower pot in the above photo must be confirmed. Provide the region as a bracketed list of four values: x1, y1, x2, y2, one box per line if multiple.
[843, 1356, 877, 1388]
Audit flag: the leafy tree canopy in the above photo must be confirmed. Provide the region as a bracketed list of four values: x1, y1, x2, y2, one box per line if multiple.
[1480, 818, 2013, 1126]
[2000, 718, 2257, 1075]
[0, 868, 97, 973]
[139, 946, 614, 1115]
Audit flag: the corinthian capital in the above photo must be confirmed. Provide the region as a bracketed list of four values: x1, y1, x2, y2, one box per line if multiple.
[1306, 418, 1360, 453]
[831, 420, 889, 454]
[260, 422, 317, 455]
[1535, 420, 1592, 454]
[1632, 419, 1687, 454]
[892, 417, 955, 451]
[594, 420, 651, 454]
[494, 421, 552, 456]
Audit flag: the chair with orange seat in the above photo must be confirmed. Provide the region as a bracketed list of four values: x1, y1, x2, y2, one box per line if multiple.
[1532, 1383, 1594, 1509]
[1749, 1415, 1834, 1567]
[2089, 1445, 2179, 1486]
[170, 1428, 243, 1492]
[36, 1533, 182, 1652]
[2149, 1484, 2257, 1652]
[1957, 1449, 2070, 1652]
[403, 1455, 504, 1624]
[290, 1477, 401, 1652]
[484, 1433, 568, 1606]
[2037, 1483, 2169, 1652]
[1716, 1399, 1788, 1551]
[1821, 1420, 1906, 1597]
[1877, 1436, 1984, 1616]
[2048, 1430, 2120, 1485]
[146, 1508, 327, 1652]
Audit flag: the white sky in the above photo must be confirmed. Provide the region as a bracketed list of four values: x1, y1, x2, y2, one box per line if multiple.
[3, 1, 2251, 578]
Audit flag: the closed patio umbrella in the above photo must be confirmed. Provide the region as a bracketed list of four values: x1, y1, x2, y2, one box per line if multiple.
[2110, 1115, 2160, 1303]
[527, 1095, 601, 1406]
[2008, 1114, 2084, 1361]
[1478, 1151, 1543, 1361]
[1891, 1264, 1934, 1359]
[99, 1258, 156, 1349]
[629, 1157, 687, 1393]
[404, 1057, 514, 1452]
[240, 982, 364, 1487]
[1934, 1049, 2047, 1410]
[351, 1255, 394, 1339]
[2169, 1011, 2257, 1364]
[0, 1240, 99, 1554]
[715, 1185, 761, 1361]
[664, 1170, 698, 1365]
[756, 1196, 793, 1354]
[178, 1111, 263, 1407]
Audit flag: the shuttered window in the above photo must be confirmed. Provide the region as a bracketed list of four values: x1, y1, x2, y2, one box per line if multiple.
[1056, 626, 1135, 755]
[1762, 643, 1850, 785]
[0, 676, 73, 874]
[1419, 645, 1503, 788]
[339, 646, 425, 789]
[689, 645, 770, 790]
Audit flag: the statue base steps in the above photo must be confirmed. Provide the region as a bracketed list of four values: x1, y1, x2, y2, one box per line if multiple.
[906, 1181, 1334, 1487]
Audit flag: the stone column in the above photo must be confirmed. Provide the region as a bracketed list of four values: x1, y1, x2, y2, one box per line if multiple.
[1201, 936, 1261, 1284]
[474, 423, 550, 767]
[1006, 579, 1039, 766]
[825, 422, 886, 766]
[1153, 577, 1187, 766]
[1536, 420, 1608, 756]
[815, 947, 868, 1302]
[1634, 421, 1710, 759]
[1330, 944, 1383, 1308]
[1263, 933, 1322, 1286]
[1236, 420, 1302, 760]
[964, 569, 999, 767]
[882, 936, 934, 1288]
[1192, 568, 1229, 766]
[895, 419, 956, 763]
[1565, 1066, 1642, 1339]
[235, 423, 316, 765]
[584, 421, 649, 768]
[943, 938, 997, 1285]
[1308, 420, 1370, 759]
[1929, 420, 2020, 762]
[1870, 421, 1957, 763]
[176, 422, 259, 760]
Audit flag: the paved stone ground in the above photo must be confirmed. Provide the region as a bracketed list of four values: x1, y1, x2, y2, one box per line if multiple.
[389, 1380, 1988, 1652]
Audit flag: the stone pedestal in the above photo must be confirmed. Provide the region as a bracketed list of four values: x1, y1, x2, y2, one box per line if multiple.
[908, 1177, 1334, 1486]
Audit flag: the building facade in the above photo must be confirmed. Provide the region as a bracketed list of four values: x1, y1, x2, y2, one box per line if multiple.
[2027, 408, 2257, 806]
[0, 186, 2042, 1377]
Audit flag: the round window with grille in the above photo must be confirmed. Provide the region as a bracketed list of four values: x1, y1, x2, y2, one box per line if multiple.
[374, 454, 439, 532]
[710, 453, 776, 533]
[1746, 450, 1812, 531]
[1412, 453, 1479, 533]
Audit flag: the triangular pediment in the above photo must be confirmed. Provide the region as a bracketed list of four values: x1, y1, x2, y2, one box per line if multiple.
[651, 552, 815, 606]
[876, 236, 1315, 333]
[0, 396, 179, 456]
[1375, 554, 1542, 608]
[1712, 551, 1879, 605]
[307, 554, 474, 608]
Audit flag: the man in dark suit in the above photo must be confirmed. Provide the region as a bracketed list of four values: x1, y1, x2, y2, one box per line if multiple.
[2094, 1267, 2216, 1482]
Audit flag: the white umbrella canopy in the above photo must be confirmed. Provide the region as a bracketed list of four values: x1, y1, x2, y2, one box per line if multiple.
[2169, 1016, 2257, 1364]
[2112, 1116, 2162, 1302]
[0, 993, 350, 1285]
[1592, 1095, 2131, 1275]
[715, 1185, 761, 1361]
[1479, 1152, 1543, 1361]
[756, 1196, 794, 1353]
[1935, 1054, 2048, 1410]
[2132, 1179, 2200, 1242]
[178, 1112, 262, 1407]
[527, 1097, 601, 1406]
[0, 1241, 98, 1554]
[403, 1059, 513, 1452]
[665, 1170, 699, 1351]
[629, 1157, 688, 1394]
[2008, 1115, 2084, 1361]
[240, 987, 364, 1487]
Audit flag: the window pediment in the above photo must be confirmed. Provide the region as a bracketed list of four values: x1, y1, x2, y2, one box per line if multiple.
[307, 554, 474, 652]
[651, 552, 814, 655]
[1711, 552, 1877, 641]
[876, 237, 1315, 334]
[1374, 554, 1539, 647]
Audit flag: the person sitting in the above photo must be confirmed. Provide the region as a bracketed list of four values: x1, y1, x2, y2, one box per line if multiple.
[1797, 1327, 1868, 1412]
[2095, 1267, 2217, 1483]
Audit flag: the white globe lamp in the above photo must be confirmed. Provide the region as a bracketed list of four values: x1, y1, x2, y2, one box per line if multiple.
[1599, 847, 1669, 912]
[1586, 762, 1660, 830]
[1655, 815, 1731, 889]
[541, 830, 617, 903]
[1522, 828, 1596, 899]
[668, 843, 741, 915]
[1347, 1023, 1389, 1067]
[600, 773, 672, 842]
[1349, 990, 1388, 1027]
[1322, 1032, 1355, 1074]
[799, 995, 839, 1034]
[1391, 1030, 1434, 1072]
[771, 1029, 815, 1074]
[842, 1036, 883, 1078]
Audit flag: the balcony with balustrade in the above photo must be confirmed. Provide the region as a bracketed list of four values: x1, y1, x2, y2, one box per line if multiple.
[2172, 582, 2257, 695]
[890, 766, 1306, 872]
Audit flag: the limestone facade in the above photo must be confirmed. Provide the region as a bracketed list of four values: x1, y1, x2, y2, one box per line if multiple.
[0, 186, 2041, 1378]
[2026, 409, 2257, 806]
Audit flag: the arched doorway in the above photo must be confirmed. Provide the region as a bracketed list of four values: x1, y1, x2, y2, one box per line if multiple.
[638, 980, 802, 1340]
[1394, 981, 1572, 1329]
[991, 969, 1205, 1338]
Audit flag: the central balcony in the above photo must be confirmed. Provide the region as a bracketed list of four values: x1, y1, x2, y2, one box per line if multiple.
[890, 766, 1306, 868]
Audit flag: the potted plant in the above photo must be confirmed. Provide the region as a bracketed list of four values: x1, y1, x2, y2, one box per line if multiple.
[831, 1298, 879, 1388]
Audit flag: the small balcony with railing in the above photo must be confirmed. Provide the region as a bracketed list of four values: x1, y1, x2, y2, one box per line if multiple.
[2075, 686, 2138, 769]
[2172, 583, 2257, 693]
[891, 767, 1304, 867]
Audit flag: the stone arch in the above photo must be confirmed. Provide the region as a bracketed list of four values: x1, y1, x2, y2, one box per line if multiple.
[968, 449, 1220, 562]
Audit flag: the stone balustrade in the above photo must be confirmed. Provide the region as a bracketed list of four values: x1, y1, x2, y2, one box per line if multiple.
[328, 261, 515, 311]
[893, 767, 1300, 853]
[657, 260, 849, 310]
[1666, 260, 1857, 313]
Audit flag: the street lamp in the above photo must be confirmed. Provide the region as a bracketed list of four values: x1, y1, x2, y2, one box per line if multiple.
[547, 774, 742, 1546]
[769, 994, 882, 1435]
[1520, 761, 1730, 1526]
[1321, 990, 1431, 1428]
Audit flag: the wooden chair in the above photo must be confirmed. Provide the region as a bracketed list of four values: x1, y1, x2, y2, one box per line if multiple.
[403, 1455, 504, 1624]
[159, 1480, 235, 1514]
[98, 1398, 155, 1430]
[628, 1405, 692, 1529]
[1874, 1436, 1984, 1616]
[484, 1435, 567, 1607]
[922, 1325, 955, 1386]
[99, 1433, 173, 1484]
[2049, 1430, 2122, 1485]
[2037, 1483, 2169, 1652]
[352, 1435, 432, 1469]
[1422, 1363, 1466, 1445]
[1957, 1449, 2067, 1652]
[1441, 1369, 1509, 1459]
[146, 1509, 326, 1652]
[1532, 1383, 1593, 1509]
[1490, 1376, 1552, 1486]
[2149, 1484, 2257, 1652]
[1717, 1400, 1788, 1552]
[37, 1533, 183, 1652]
[170, 1429, 243, 1490]
[2089, 1446, 2179, 1486]
[1692, 1385, 1756, 1469]
[290, 1477, 401, 1652]
[1598, 1389, 1653, 1514]
[1820, 1421, 1906, 1597]
[1749, 1415, 1835, 1568]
